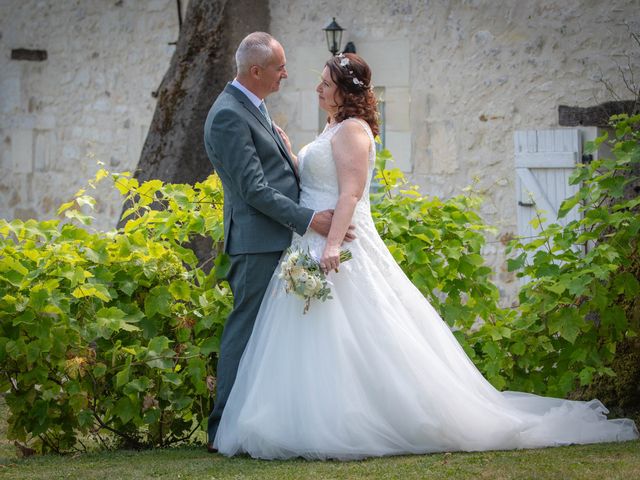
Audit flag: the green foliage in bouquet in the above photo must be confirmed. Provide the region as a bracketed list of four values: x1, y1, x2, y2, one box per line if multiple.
[0, 169, 232, 452]
[504, 113, 640, 397]
[279, 247, 352, 314]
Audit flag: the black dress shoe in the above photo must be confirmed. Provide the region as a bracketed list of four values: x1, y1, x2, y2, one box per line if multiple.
[207, 442, 218, 453]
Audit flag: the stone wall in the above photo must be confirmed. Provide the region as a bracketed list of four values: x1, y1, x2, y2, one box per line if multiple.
[0, 0, 181, 231]
[269, 0, 639, 301]
[1, 0, 638, 301]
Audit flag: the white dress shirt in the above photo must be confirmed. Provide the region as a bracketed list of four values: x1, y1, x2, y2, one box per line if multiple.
[231, 78, 263, 108]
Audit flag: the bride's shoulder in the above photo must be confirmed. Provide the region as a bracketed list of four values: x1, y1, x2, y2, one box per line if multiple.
[342, 117, 370, 130]
[333, 118, 371, 140]
[331, 118, 372, 158]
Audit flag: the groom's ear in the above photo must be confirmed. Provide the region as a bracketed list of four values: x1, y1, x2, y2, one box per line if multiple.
[249, 65, 262, 80]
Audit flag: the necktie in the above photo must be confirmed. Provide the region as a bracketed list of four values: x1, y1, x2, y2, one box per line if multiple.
[258, 101, 272, 127]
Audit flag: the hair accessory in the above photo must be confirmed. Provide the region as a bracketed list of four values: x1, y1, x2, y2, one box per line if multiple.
[336, 53, 366, 89]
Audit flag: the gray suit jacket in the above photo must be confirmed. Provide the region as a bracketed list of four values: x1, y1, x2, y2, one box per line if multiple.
[204, 84, 314, 255]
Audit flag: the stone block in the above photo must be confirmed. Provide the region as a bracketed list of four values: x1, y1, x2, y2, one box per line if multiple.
[0, 131, 9, 169]
[0, 192, 10, 221]
[385, 131, 412, 173]
[290, 45, 328, 90]
[9, 114, 36, 130]
[13, 207, 38, 221]
[299, 90, 320, 131]
[358, 40, 410, 88]
[383, 87, 411, 131]
[148, 0, 172, 14]
[422, 121, 459, 175]
[291, 129, 316, 154]
[91, 127, 114, 145]
[270, 90, 298, 129]
[33, 129, 55, 171]
[34, 114, 56, 130]
[10, 129, 33, 174]
[32, 171, 76, 217]
[75, 69, 90, 89]
[93, 98, 111, 112]
[0, 64, 22, 114]
[62, 144, 80, 162]
[124, 125, 141, 166]
[0, 172, 31, 211]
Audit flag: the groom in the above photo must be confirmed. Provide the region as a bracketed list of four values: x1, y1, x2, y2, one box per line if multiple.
[203, 32, 349, 451]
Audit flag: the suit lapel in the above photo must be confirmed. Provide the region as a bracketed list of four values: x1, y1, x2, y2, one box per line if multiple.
[271, 123, 298, 173]
[225, 84, 300, 184]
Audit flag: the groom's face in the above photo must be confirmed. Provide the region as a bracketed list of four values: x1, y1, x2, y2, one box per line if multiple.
[259, 42, 288, 96]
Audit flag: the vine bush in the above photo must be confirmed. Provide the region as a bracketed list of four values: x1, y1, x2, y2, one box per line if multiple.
[370, 148, 517, 390]
[1, 114, 638, 453]
[503, 113, 640, 397]
[370, 114, 639, 395]
[0, 170, 232, 452]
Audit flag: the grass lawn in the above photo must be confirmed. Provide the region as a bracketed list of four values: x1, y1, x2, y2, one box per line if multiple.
[1, 397, 638, 480]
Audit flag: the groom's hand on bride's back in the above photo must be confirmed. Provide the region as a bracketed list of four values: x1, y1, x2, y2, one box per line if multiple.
[309, 209, 356, 242]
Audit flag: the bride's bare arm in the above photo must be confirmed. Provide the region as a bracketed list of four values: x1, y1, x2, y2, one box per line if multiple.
[320, 120, 370, 272]
[275, 123, 356, 241]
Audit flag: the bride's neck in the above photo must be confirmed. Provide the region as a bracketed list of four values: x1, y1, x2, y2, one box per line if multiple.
[328, 114, 340, 126]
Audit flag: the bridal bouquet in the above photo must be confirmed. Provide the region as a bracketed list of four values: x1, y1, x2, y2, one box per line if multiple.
[279, 247, 352, 314]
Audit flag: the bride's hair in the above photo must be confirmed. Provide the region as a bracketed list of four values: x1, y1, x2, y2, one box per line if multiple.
[326, 53, 380, 137]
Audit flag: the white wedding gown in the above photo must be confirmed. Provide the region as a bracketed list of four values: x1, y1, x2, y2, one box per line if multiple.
[214, 119, 638, 460]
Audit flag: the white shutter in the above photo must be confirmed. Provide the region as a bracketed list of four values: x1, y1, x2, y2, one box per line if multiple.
[514, 129, 583, 277]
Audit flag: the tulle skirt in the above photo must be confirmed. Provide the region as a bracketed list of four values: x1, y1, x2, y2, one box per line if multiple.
[214, 227, 639, 460]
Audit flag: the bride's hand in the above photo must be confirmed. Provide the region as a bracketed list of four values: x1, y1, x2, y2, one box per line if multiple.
[274, 125, 297, 163]
[320, 244, 342, 273]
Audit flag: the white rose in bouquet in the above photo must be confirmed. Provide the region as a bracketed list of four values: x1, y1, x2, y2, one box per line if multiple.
[280, 247, 352, 313]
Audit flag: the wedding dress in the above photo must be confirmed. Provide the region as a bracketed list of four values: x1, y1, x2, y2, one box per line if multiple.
[214, 119, 639, 460]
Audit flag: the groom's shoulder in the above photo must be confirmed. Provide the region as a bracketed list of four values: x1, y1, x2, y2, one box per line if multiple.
[216, 84, 243, 104]
[210, 100, 243, 124]
[211, 87, 244, 115]
[205, 97, 247, 137]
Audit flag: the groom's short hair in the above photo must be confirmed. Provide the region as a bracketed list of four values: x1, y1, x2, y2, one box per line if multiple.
[236, 32, 277, 75]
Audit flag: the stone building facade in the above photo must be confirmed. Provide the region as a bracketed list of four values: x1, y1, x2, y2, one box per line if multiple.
[0, 0, 181, 228]
[1, 0, 638, 301]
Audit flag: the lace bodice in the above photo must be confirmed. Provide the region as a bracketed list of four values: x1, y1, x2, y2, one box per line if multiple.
[297, 118, 375, 215]
[290, 118, 397, 278]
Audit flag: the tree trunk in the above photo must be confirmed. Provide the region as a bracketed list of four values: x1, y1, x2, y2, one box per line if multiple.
[132, 0, 269, 185]
[118, 0, 269, 266]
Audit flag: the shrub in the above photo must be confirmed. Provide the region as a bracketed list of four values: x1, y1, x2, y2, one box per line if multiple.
[504, 113, 640, 396]
[2, 113, 637, 453]
[370, 149, 516, 390]
[373, 113, 640, 397]
[0, 170, 232, 452]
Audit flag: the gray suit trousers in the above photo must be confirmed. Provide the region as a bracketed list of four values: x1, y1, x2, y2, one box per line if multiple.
[207, 251, 282, 443]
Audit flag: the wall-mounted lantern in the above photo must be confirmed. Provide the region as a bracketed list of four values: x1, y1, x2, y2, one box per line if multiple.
[323, 17, 344, 56]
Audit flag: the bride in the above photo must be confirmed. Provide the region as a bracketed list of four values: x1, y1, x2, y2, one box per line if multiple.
[213, 53, 639, 460]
